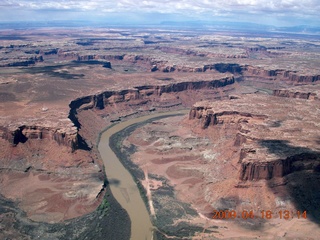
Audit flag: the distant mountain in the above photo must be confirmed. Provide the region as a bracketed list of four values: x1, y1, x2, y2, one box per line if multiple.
[0, 20, 319, 35]
[276, 25, 320, 34]
[160, 20, 271, 30]
[160, 20, 320, 34]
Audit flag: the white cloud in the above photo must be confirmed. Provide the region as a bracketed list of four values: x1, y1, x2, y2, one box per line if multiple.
[4, 0, 317, 12]
[1, 0, 319, 26]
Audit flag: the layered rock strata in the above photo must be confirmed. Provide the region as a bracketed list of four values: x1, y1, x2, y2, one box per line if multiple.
[0, 124, 78, 151]
[70, 77, 234, 111]
[273, 89, 319, 100]
[0, 74, 235, 223]
[153, 62, 320, 82]
[68, 77, 235, 148]
[244, 65, 320, 82]
[0, 56, 43, 67]
[58, 52, 320, 83]
[189, 94, 320, 181]
[125, 93, 320, 239]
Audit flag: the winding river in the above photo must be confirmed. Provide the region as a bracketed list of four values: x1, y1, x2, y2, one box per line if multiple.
[98, 110, 189, 240]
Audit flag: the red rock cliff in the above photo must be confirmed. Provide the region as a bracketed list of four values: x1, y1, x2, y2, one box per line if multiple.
[239, 152, 320, 180]
[188, 97, 320, 181]
[245, 65, 320, 82]
[0, 125, 78, 151]
[69, 77, 234, 113]
[273, 89, 319, 100]
[189, 106, 266, 129]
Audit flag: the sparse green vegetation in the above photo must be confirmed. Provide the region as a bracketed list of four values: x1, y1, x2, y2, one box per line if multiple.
[97, 199, 110, 216]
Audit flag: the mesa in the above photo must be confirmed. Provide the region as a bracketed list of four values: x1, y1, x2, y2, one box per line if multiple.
[0, 27, 319, 239]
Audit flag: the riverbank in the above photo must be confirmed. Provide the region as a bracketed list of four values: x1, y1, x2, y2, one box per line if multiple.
[107, 112, 211, 239]
[0, 183, 130, 240]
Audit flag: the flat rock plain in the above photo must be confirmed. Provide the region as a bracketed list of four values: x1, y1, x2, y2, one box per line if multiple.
[0, 27, 319, 239]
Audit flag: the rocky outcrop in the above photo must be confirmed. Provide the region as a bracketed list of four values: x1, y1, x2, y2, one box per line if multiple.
[245, 46, 288, 57]
[239, 152, 320, 181]
[204, 63, 243, 73]
[0, 125, 78, 151]
[188, 96, 320, 181]
[0, 56, 43, 67]
[69, 77, 234, 113]
[155, 63, 243, 73]
[189, 107, 266, 129]
[189, 105, 303, 181]
[23, 48, 56, 56]
[239, 158, 292, 180]
[56, 52, 152, 65]
[77, 55, 95, 61]
[152, 63, 320, 82]
[58, 51, 79, 60]
[155, 46, 247, 58]
[281, 72, 320, 82]
[155, 46, 198, 56]
[56, 52, 319, 83]
[273, 89, 318, 100]
[244, 65, 320, 82]
[68, 77, 234, 149]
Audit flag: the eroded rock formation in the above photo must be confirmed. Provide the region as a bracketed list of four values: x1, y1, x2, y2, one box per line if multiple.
[0, 56, 43, 67]
[188, 95, 320, 181]
[152, 62, 320, 83]
[239, 152, 320, 181]
[69, 77, 234, 121]
[189, 107, 266, 129]
[273, 89, 319, 100]
[1, 27, 320, 239]
[0, 125, 78, 151]
[244, 65, 320, 82]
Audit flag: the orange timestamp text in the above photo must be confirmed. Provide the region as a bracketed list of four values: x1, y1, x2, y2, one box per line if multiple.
[212, 209, 307, 220]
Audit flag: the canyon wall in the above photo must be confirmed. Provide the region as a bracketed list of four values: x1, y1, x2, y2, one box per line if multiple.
[56, 53, 320, 83]
[189, 106, 266, 129]
[244, 65, 320, 82]
[154, 63, 244, 73]
[69, 77, 234, 120]
[0, 56, 43, 67]
[58, 53, 152, 64]
[239, 152, 320, 181]
[1, 77, 234, 153]
[273, 89, 319, 100]
[0, 124, 78, 151]
[188, 103, 320, 181]
[68, 77, 235, 150]
[154, 62, 320, 83]
[239, 157, 292, 181]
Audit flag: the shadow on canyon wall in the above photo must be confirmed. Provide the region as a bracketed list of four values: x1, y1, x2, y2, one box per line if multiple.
[77, 134, 91, 151]
[260, 139, 320, 224]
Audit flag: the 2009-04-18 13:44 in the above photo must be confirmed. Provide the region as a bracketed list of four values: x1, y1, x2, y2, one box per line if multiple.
[212, 209, 307, 220]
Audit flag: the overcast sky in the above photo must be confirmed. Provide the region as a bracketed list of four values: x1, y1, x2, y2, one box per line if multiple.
[0, 0, 319, 27]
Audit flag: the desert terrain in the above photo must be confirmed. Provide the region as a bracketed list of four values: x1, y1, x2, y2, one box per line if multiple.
[0, 26, 319, 239]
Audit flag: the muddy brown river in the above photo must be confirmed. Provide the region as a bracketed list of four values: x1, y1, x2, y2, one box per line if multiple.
[98, 110, 189, 240]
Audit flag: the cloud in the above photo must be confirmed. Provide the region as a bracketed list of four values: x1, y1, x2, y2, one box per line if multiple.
[4, 0, 318, 13]
[1, 0, 319, 26]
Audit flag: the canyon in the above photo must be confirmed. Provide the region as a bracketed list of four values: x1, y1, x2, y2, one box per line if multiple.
[125, 94, 320, 239]
[0, 27, 319, 239]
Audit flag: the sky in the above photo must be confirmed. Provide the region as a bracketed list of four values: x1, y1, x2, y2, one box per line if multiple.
[0, 0, 319, 27]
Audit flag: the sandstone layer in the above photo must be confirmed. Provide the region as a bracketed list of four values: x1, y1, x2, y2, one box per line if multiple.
[0, 71, 235, 224]
[126, 93, 320, 239]
[189, 95, 320, 180]
[1, 27, 320, 239]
